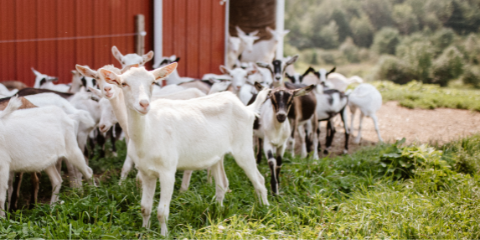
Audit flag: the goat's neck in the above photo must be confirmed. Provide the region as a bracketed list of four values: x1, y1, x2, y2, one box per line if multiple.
[166, 69, 181, 82]
[125, 105, 148, 153]
[109, 90, 129, 138]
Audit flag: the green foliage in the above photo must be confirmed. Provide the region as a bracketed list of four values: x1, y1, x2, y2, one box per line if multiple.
[392, 3, 420, 34]
[315, 21, 340, 49]
[462, 66, 480, 88]
[376, 55, 413, 84]
[349, 15, 375, 48]
[340, 37, 360, 63]
[372, 80, 480, 111]
[463, 34, 480, 64]
[372, 28, 400, 55]
[431, 46, 464, 86]
[361, 0, 394, 30]
[432, 28, 456, 56]
[396, 41, 435, 82]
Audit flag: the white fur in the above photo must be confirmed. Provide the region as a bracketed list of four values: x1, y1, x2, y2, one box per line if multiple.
[327, 73, 363, 92]
[241, 27, 289, 63]
[32, 68, 70, 92]
[0, 98, 93, 217]
[112, 46, 154, 68]
[99, 65, 269, 236]
[348, 83, 383, 143]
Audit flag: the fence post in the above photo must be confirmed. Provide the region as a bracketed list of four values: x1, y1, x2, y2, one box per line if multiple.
[135, 14, 145, 55]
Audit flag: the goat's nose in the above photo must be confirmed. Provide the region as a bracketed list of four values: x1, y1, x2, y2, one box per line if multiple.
[276, 113, 287, 122]
[139, 100, 150, 109]
[99, 124, 106, 132]
[104, 86, 112, 92]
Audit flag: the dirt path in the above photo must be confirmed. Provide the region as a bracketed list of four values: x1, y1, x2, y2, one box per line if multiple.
[317, 101, 480, 155]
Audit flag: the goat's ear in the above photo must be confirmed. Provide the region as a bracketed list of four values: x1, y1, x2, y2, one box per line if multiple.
[293, 84, 315, 97]
[266, 26, 273, 33]
[250, 29, 259, 36]
[142, 51, 154, 64]
[236, 26, 245, 36]
[111, 46, 123, 63]
[219, 65, 230, 75]
[175, 57, 180, 62]
[283, 29, 290, 36]
[252, 36, 260, 41]
[247, 68, 257, 76]
[71, 70, 79, 75]
[151, 62, 177, 81]
[99, 69, 121, 86]
[256, 62, 270, 69]
[303, 66, 315, 77]
[254, 82, 264, 92]
[89, 87, 103, 98]
[31, 68, 41, 76]
[286, 55, 299, 66]
[327, 66, 336, 76]
[76, 64, 97, 78]
[121, 64, 139, 74]
[285, 73, 294, 82]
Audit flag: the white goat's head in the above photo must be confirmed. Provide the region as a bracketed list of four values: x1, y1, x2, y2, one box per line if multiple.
[153, 55, 180, 69]
[112, 46, 154, 68]
[99, 63, 177, 115]
[32, 68, 58, 88]
[228, 35, 242, 53]
[318, 67, 336, 83]
[266, 26, 290, 43]
[236, 26, 260, 53]
[219, 65, 256, 93]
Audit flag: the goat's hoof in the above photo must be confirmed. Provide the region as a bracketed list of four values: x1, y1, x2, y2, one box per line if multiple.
[342, 149, 348, 155]
[323, 149, 329, 155]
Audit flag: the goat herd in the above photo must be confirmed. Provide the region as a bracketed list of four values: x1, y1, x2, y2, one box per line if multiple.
[0, 27, 384, 235]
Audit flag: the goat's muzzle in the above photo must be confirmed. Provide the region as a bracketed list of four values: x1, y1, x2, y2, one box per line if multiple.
[276, 112, 287, 122]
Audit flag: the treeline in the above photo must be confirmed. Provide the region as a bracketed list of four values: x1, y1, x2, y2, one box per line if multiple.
[285, 0, 480, 86]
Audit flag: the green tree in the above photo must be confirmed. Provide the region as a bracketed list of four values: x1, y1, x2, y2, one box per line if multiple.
[350, 16, 375, 48]
[372, 27, 400, 55]
[392, 4, 419, 34]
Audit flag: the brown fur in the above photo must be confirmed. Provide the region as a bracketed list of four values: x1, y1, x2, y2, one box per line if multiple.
[179, 80, 211, 94]
[16, 88, 73, 99]
[0, 81, 28, 91]
[0, 97, 37, 110]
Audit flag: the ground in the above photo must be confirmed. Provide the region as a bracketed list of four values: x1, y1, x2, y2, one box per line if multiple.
[318, 101, 480, 155]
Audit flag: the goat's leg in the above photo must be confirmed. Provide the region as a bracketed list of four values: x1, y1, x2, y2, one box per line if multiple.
[262, 141, 278, 196]
[297, 123, 308, 158]
[44, 165, 63, 204]
[139, 171, 157, 229]
[275, 145, 286, 189]
[7, 173, 13, 211]
[371, 114, 383, 142]
[256, 138, 263, 164]
[10, 173, 23, 212]
[0, 164, 10, 217]
[65, 160, 82, 188]
[341, 107, 350, 154]
[66, 144, 94, 185]
[349, 106, 356, 137]
[311, 116, 319, 160]
[354, 112, 365, 144]
[180, 171, 193, 192]
[289, 119, 297, 155]
[210, 160, 229, 205]
[317, 123, 322, 154]
[120, 155, 134, 184]
[29, 172, 40, 209]
[157, 169, 176, 236]
[324, 120, 336, 154]
[232, 146, 269, 205]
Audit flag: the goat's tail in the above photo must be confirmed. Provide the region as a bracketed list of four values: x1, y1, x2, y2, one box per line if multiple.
[246, 88, 270, 117]
[0, 96, 22, 119]
[69, 110, 96, 130]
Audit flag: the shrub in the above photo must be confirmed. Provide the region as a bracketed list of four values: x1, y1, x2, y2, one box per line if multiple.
[392, 3, 419, 34]
[432, 28, 455, 56]
[339, 37, 360, 63]
[462, 67, 480, 88]
[349, 16, 374, 48]
[314, 20, 340, 49]
[372, 28, 400, 55]
[396, 41, 434, 83]
[463, 34, 480, 64]
[422, 13, 442, 31]
[376, 55, 414, 84]
[431, 46, 464, 86]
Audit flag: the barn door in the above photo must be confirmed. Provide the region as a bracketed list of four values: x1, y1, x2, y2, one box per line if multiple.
[161, 0, 226, 79]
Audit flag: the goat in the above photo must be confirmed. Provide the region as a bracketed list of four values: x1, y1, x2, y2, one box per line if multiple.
[153, 55, 195, 85]
[232, 26, 260, 68]
[253, 82, 315, 195]
[327, 73, 363, 92]
[257, 56, 319, 158]
[348, 83, 383, 144]
[241, 27, 289, 63]
[0, 97, 93, 217]
[0, 84, 18, 98]
[111, 46, 154, 68]
[70, 70, 97, 93]
[99, 63, 270, 236]
[32, 68, 70, 92]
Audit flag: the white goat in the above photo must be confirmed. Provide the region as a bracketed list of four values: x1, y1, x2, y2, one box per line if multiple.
[327, 72, 363, 92]
[0, 84, 17, 98]
[229, 26, 260, 68]
[99, 64, 270, 236]
[111, 46, 154, 68]
[153, 55, 194, 85]
[241, 27, 289, 63]
[32, 68, 70, 92]
[348, 83, 383, 144]
[0, 97, 93, 217]
[70, 70, 97, 93]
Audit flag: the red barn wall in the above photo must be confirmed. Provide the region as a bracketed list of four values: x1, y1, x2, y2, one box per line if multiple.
[162, 0, 226, 79]
[0, 0, 153, 86]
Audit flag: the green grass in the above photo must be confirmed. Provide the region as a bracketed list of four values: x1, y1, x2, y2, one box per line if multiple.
[372, 80, 480, 111]
[2, 136, 480, 238]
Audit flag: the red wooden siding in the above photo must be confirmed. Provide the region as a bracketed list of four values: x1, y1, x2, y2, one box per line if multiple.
[163, 0, 226, 79]
[0, 0, 153, 86]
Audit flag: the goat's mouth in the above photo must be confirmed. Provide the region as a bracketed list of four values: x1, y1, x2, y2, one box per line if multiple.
[136, 108, 149, 115]
[99, 126, 109, 133]
[105, 93, 114, 98]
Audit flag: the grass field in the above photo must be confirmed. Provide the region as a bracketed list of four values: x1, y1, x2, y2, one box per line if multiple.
[2, 135, 480, 239]
[371, 81, 480, 112]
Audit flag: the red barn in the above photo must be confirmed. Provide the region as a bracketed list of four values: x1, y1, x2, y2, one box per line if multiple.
[0, 0, 285, 86]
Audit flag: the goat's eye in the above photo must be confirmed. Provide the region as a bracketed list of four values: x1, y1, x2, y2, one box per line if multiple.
[121, 83, 128, 87]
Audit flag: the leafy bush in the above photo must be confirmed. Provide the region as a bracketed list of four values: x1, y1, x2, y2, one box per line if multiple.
[349, 16, 374, 48]
[462, 66, 480, 88]
[314, 21, 340, 49]
[463, 34, 480, 64]
[339, 37, 359, 63]
[396, 41, 434, 82]
[376, 55, 413, 84]
[372, 28, 400, 55]
[319, 51, 336, 65]
[431, 46, 464, 86]
[432, 28, 456, 56]
[392, 3, 419, 34]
